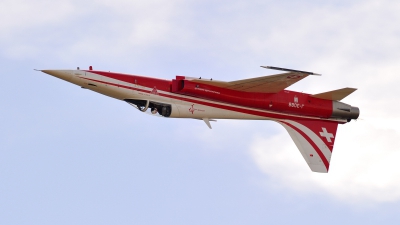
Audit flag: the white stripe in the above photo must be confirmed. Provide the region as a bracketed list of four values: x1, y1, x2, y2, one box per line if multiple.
[279, 122, 328, 173]
[282, 120, 332, 163]
[88, 72, 346, 123]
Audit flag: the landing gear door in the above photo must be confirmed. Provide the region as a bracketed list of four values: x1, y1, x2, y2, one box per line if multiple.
[125, 99, 175, 118]
[125, 99, 149, 112]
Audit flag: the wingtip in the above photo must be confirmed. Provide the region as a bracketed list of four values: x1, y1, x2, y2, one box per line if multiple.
[261, 65, 321, 75]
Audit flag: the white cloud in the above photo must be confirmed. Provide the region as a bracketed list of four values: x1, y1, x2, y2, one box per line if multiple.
[0, 0, 75, 34]
[0, 0, 188, 60]
[250, 116, 400, 204]
[64, 0, 190, 56]
[246, 0, 400, 205]
[2, 0, 400, 66]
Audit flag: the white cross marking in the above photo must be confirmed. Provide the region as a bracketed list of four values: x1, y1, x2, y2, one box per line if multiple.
[319, 127, 334, 143]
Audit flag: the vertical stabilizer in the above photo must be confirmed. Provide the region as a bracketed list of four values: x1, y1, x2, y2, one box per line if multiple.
[278, 119, 339, 173]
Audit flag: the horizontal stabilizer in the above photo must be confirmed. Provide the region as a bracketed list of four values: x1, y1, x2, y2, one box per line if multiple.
[312, 88, 357, 101]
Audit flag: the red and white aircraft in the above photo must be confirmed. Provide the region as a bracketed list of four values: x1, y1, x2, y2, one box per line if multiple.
[40, 66, 359, 173]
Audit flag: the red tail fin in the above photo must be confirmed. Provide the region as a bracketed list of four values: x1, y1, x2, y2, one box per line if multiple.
[278, 119, 339, 173]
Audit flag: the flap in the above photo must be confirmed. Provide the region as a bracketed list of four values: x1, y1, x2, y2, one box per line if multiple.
[190, 72, 310, 93]
[312, 88, 357, 101]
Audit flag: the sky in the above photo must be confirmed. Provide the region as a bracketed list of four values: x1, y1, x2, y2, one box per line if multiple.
[1, 0, 400, 224]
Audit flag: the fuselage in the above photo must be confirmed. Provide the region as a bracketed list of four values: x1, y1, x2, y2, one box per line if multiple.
[41, 69, 356, 123]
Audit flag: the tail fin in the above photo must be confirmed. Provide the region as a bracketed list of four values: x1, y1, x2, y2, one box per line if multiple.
[278, 119, 339, 173]
[312, 87, 357, 101]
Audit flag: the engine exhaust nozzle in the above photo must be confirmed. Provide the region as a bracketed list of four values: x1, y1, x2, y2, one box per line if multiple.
[331, 101, 360, 120]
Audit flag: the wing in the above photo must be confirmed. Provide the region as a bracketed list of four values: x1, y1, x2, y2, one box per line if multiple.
[191, 66, 319, 93]
[190, 72, 310, 93]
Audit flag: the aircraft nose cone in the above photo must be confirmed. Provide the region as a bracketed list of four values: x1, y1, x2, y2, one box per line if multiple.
[41, 70, 72, 82]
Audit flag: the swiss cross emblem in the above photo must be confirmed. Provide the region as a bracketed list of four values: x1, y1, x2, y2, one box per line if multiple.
[189, 104, 195, 114]
[319, 127, 334, 143]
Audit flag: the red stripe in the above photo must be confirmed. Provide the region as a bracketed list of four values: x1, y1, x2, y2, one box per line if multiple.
[80, 76, 344, 124]
[281, 121, 330, 171]
[87, 70, 333, 119]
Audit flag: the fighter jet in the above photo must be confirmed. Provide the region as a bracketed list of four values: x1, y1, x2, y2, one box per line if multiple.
[39, 66, 359, 173]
